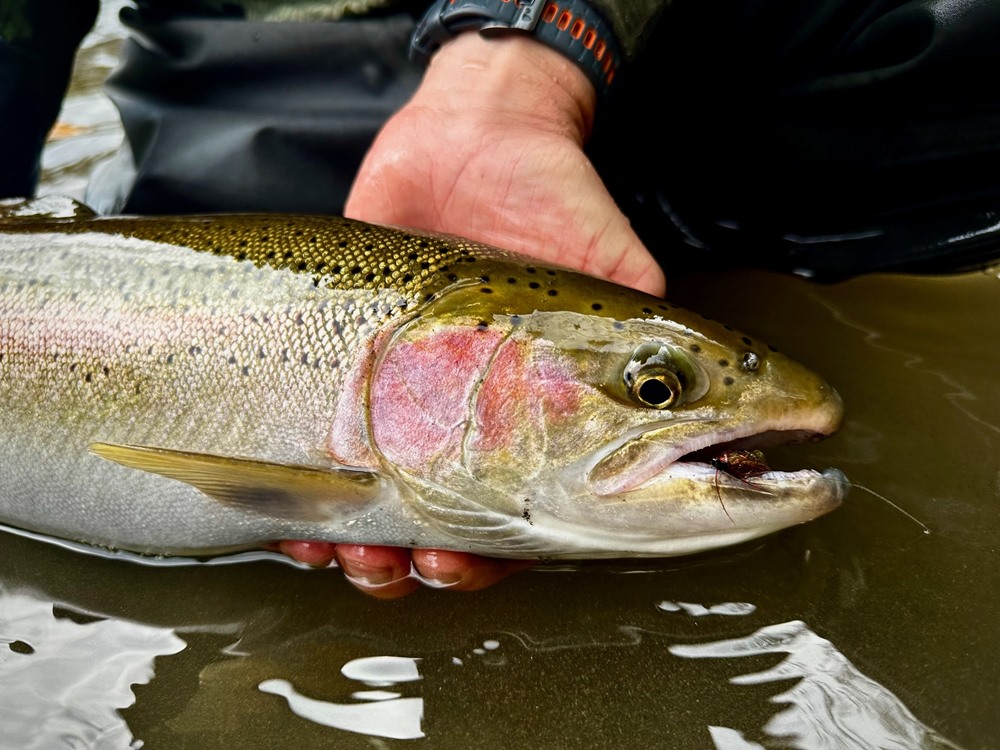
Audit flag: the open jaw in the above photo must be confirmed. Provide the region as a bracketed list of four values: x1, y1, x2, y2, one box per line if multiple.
[586, 421, 849, 506]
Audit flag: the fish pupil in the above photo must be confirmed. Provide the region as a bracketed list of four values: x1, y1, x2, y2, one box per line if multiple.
[638, 378, 674, 407]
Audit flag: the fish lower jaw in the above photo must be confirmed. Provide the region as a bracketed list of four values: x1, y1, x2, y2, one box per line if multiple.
[644, 461, 831, 487]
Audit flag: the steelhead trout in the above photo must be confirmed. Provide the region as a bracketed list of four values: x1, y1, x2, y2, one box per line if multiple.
[0, 197, 847, 559]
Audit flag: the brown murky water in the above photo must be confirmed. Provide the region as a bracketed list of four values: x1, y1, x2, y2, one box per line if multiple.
[2, 3, 998, 748]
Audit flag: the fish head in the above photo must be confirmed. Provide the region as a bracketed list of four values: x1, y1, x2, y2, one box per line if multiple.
[368, 262, 847, 558]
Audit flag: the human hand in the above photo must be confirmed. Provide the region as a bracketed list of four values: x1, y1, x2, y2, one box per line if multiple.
[282, 33, 664, 598]
[345, 32, 665, 296]
[273, 541, 533, 599]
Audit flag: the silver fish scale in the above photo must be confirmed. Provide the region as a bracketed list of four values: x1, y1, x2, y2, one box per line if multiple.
[0, 229, 412, 464]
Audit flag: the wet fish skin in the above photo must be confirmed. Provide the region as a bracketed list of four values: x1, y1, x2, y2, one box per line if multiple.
[0, 197, 847, 559]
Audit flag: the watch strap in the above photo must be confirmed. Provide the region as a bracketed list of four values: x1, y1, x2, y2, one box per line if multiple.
[411, 0, 621, 101]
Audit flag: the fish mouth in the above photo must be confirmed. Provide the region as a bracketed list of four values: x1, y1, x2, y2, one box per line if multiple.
[587, 419, 843, 498]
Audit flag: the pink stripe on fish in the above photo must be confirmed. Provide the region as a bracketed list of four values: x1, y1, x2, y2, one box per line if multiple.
[369, 327, 505, 472]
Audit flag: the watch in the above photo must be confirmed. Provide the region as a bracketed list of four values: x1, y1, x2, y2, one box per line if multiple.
[410, 0, 622, 101]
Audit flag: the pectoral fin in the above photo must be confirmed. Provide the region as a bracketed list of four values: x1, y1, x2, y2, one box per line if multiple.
[89, 442, 380, 521]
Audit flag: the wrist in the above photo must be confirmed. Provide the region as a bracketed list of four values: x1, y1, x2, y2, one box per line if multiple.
[416, 32, 596, 144]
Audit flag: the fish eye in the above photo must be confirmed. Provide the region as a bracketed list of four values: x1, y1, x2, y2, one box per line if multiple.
[623, 343, 695, 410]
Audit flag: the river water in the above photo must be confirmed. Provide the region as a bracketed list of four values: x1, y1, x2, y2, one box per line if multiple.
[3, 2, 998, 748]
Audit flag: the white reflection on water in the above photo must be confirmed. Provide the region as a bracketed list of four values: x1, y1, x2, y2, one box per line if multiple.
[670, 620, 963, 750]
[0, 590, 185, 750]
[259, 655, 424, 741]
[656, 600, 756, 617]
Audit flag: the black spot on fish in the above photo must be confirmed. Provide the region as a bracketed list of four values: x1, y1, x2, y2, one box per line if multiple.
[420, 262, 430, 270]
[548, 289, 558, 297]
[189, 345, 202, 355]
[297, 261, 307, 271]
[241, 365, 250, 376]
[592, 303, 603, 311]
[529, 282, 540, 289]
[690, 344, 701, 353]
[741, 336, 753, 346]
[613, 321, 625, 331]
[724, 376, 735, 386]
[768, 344, 779, 353]
[8, 640, 33, 655]
[382, 267, 392, 276]
[526, 267, 536, 274]
[166, 354, 175, 364]
[507, 278, 517, 284]
[84, 373, 92, 383]
[718, 359, 729, 367]
[546, 270, 556, 276]
[476, 321, 489, 330]
[481, 287, 493, 294]
[448, 274, 458, 282]
[228, 356, 237, 365]
[350, 266, 362, 275]
[364, 272, 375, 283]
[403, 273, 414, 283]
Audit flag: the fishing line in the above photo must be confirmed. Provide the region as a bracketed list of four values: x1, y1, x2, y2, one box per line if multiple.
[850, 483, 930, 534]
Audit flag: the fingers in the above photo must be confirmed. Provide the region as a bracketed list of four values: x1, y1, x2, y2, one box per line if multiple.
[275, 541, 533, 599]
[334, 545, 421, 600]
[411, 549, 534, 592]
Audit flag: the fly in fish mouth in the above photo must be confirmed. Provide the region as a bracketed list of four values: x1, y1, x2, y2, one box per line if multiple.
[587, 424, 844, 497]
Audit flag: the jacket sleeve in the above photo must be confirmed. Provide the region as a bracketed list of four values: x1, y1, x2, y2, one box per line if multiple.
[588, 0, 670, 61]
